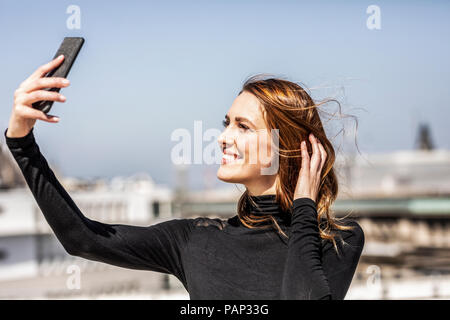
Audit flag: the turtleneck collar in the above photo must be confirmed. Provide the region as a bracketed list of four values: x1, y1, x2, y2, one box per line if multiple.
[247, 194, 291, 225]
[248, 194, 281, 215]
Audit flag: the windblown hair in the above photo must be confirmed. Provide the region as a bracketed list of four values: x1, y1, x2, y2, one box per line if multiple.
[236, 74, 358, 254]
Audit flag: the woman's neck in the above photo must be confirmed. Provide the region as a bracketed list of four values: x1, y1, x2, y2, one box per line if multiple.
[245, 176, 278, 196]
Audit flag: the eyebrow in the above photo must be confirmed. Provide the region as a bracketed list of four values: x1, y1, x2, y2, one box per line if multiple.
[224, 114, 256, 127]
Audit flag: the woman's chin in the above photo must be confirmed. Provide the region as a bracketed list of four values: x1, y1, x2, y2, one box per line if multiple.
[216, 165, 244, 183]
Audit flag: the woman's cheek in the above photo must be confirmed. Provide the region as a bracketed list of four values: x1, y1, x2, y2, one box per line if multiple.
[260, 141, 273, 168]
[255, 132, 274, 168]
[238, 134, 258, 165]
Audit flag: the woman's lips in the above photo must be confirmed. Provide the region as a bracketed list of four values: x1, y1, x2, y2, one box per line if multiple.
[221, 153, 243, 165]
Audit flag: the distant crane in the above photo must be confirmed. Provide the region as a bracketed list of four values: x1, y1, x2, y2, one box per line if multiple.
[415, 123, 434, 151]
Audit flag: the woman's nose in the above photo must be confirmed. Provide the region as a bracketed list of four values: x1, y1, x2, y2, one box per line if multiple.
[218, 131, 234, 148]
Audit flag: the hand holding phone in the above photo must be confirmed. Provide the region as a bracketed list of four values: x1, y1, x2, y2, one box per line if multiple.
[6, 37, 84, 138]
[32, 37, 84, 114]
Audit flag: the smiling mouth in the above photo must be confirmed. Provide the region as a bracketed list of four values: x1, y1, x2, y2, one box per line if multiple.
[221, 153, 243, 165]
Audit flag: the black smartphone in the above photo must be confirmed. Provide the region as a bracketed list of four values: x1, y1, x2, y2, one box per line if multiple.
[32, 37, 84, 114]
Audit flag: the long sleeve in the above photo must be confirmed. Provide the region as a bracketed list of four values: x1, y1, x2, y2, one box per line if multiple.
[3, 127, 193, 284]
[280, 197, 365, 300]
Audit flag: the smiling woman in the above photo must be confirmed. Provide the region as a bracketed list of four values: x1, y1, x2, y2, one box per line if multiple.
[217, 75, 357, 253]
[3, 54, 363, 299]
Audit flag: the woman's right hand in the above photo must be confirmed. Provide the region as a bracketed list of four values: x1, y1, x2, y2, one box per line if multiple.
[6, 54, 70, 138]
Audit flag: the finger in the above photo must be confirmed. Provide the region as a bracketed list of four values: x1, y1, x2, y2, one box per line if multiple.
[317, 141, 327, 175]
[21, 90, 66, 104]
[318, 141, 327, 165]
[25, 55, 65, 84]
[23, 77, 70, 93]
[309, 133, 321, 173]
[17, 105, 60, 123]
[300, 140, 310, 175]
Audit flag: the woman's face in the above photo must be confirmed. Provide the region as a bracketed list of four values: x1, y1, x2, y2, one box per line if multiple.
[217, 91, 278, 192]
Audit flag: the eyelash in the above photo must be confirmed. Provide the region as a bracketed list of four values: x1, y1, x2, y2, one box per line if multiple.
[222, 120, 249, 131]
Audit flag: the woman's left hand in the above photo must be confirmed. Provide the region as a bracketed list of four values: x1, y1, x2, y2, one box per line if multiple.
[293, 133, 327, 203]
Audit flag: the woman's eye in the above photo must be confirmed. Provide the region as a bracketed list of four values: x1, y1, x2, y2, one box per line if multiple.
[239, 123, 249, 131]
[222, 120, 249, 131]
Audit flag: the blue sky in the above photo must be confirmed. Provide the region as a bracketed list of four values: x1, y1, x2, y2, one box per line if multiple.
[1, 0, 449, 190]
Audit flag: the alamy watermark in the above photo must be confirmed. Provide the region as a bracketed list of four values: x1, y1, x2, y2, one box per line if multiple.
[366, 5, 381, 30]
[66, 5, 81, 30]
[66, 264, 81, 290]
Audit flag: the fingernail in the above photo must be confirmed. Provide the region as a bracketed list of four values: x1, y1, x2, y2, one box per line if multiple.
[53, 117, 59, 121]
[62, 79, 70, 84]
[58, 54, 64, 59]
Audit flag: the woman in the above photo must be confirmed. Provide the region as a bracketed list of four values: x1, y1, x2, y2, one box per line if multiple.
[5, 55, 364, 300]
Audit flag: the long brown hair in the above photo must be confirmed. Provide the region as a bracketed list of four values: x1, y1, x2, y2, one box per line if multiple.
[236, 74, 358, 254]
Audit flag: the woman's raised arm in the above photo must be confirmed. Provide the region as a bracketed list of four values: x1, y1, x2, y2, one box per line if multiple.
[4, 56, 193, 284]
[281, 133, 365, 299]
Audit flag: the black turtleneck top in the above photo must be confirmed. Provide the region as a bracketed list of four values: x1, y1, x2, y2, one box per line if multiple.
[4, 127, 365, 300]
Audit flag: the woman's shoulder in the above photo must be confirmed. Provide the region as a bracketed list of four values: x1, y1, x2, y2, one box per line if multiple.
[338, 219, 364, 242]
[321, 219, 365, 253]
